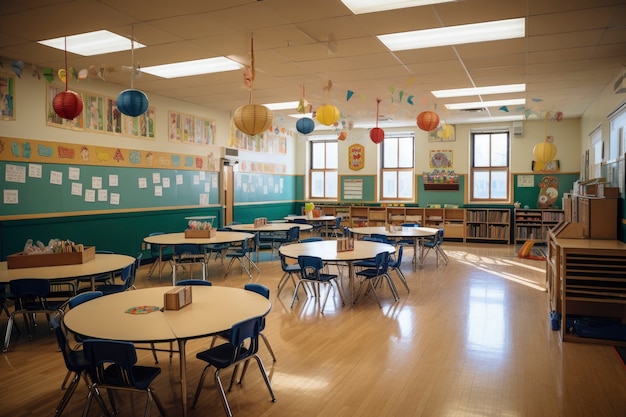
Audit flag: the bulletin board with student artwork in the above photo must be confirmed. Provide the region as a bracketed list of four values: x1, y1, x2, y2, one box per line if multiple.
[0, 72, 16, 120]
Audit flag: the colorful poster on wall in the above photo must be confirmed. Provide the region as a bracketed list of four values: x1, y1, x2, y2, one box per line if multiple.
[348, 144, 364, 170]
[429, 149, 453, 168]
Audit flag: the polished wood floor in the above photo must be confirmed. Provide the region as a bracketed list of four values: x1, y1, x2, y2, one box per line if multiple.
[1, 242, 625, 417]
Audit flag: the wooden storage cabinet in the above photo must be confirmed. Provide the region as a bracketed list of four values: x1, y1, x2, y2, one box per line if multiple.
[443, 208, 465, 240]
[368, 207, 387, 226]
[548, 232, 626, 345]
[577, 196, 617, 239]
[514, 209, 564, 243]
[465, 208, 510, 243]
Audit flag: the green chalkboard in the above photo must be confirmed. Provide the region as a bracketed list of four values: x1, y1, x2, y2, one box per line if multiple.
[0, 161, 219, 217]
[234, 172, 296, 203]
[513, 173, 579, 209]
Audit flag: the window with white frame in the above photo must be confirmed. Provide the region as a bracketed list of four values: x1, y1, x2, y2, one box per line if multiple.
[470, 131, 510, 201]
[590, 127, 603, 179]
[381, 134, 414, 200]
[309, 140, 338, 199]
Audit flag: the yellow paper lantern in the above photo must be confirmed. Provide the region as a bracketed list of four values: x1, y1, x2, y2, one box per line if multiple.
[315, 104, 340, 126]
[533, 141, 557, 163]
[233, 104, 273, 135]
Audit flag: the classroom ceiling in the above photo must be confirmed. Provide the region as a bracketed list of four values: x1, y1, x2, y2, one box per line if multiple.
[1, 0, 626, 130]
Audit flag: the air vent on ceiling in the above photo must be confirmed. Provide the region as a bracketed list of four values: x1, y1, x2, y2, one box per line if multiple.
[460, 108, 486, 113]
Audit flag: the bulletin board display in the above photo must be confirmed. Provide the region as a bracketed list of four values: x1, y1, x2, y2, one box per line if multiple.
[234, 172, 296, 203]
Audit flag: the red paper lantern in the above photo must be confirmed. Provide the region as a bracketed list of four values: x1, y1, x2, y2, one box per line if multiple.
[53, 90, 83, 120]
[417, 111, 440, 132]
[370, 127, 385, 144]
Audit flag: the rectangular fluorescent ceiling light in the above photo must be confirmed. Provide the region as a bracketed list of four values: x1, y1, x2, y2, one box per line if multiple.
[378, 18, 525, 51]
[264, 101, 299, 111]
[432, 83, 526, 98]
[38, 30, 145, 56]
[341, 0, 456, 14]
[445, 98, 525, 110]
[141, 57, 243, 78]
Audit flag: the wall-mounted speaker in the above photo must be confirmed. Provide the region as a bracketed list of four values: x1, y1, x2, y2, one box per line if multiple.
[513, 121, 523, 138]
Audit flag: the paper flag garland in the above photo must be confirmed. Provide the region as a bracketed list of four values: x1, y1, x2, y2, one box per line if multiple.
[43, 68, 53, 83]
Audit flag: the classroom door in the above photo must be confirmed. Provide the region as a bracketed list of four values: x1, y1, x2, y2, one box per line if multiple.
[222, 163, 234, 225]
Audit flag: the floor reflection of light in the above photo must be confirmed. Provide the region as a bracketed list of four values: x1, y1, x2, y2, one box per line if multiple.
[450, 251, 546, 292]
[467, 285, 505, 357]
[270, 372, 330, 391]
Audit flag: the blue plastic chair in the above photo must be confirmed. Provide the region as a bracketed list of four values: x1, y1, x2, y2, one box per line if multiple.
[172, 244, 207, 284]
[300, 237, 323, 243]
[277, 253, 301, 297]
[387, 245, 410, 293]
[355, 252, 399, 307]
[50, 314, 94, 417]
[96, 253, 142, 295]
[211, 283, 276, 362]
[224, 237, 259, 279]
[293, 255, 345, 311]
[3, 278, 65, 352]
[192, 316, 276, 416]
[176, 279, 213, 286]
[422, 229, 449, 266]
[82, 339, 166, 417]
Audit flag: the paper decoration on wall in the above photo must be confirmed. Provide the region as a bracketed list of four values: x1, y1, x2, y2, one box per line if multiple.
[537, 175, 559, 208]
[348, 143, 364, 171]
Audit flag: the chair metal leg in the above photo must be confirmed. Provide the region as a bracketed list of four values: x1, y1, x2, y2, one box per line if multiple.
[214, 370, 234, 417]
[55, 371, 82, 417]
[393, 267, 410, 293]
[192, 365, 211, 409]
[259, 332, 277, 362]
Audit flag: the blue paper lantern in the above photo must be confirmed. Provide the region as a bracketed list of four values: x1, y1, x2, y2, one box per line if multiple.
[296, 117, 315, 135]
[116, 89, 149, 117]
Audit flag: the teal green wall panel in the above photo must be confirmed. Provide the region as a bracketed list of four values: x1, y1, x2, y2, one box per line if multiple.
[0, 161, 219, 217]
[233, 202, 298, 224]
[0, 207, 222, 260]
[295, 174, 305, 201]
[340, 175, 376, 202]
[417, 176, 465, 207]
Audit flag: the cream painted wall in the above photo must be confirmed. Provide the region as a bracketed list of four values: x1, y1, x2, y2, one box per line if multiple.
[580, 70, 626, 158]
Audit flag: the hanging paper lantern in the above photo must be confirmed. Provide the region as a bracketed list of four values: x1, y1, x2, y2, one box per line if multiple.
[533, 141, 557, 163]
[296, 117, 315, 135]
[53, 90, 83, 120]
[117, 89, 149, 117]
[417, 111, 440, 131]
[233, 104, 273, 135]
[370, 127, 385, 144]
[315, 104, 340, 126]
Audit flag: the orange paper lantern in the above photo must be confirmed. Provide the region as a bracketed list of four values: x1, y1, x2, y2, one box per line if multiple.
[315, 104, 340, 126]
[417, 111, 440, 132]
[233, 104, 273, 135]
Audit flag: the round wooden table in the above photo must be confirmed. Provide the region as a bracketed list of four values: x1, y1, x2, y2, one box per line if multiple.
[350, 226, 439, 268]
[143, 231, 254, 281]
[279, 239, 395, 303]
[63, 285, 271, 417]
[0, 253, 135, 289]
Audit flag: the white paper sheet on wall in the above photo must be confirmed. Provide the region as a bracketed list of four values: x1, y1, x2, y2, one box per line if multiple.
[3, 189, 18, 204]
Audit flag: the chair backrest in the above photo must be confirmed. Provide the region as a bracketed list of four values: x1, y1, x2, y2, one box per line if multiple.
[373, 251, 390, 274]
[174, 244, 204, 256]
[390, 245, 403, 266]
[95, 250, 115, 254]
[10, 278, 50, 309]
[176, 279, 212, 286]
[118, 263, 134, 290]
[298, 255, 324, 280]
[371, 233, 389, 243]
[288, 226, 300, 242]
[401, 223, 420, 228]
[363, 236, 384, 243]
[300, 237, 323, 243]
[279, 253, 299, 272]
[244, 283, 270, 299]
[68, 291, 103, 309]
[291, 218, 308, 224]
[83, 339, 139, 387]
[228, 316, 262, 363]
[334, 217, 342, 228]
[51, 314, 82, 372]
